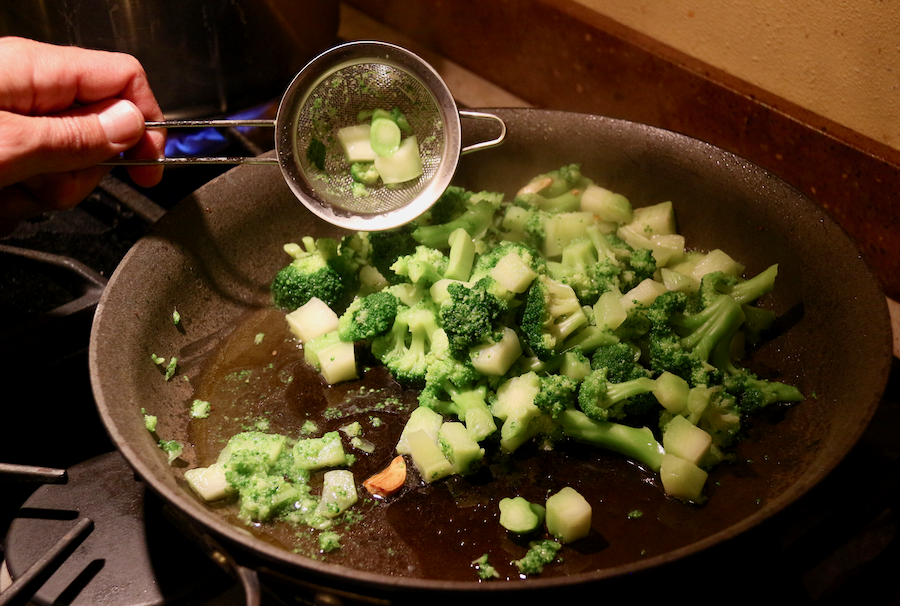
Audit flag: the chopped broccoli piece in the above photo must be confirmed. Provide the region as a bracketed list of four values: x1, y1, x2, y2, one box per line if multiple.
[413, 194, 502, 250]
[350, 161, 380, 185]
[318, 530, 342, 552]
[515, 164, 591, 213]
[337, 291, 400, 343]
[440, 279, 507, 359]
[499, 496, 546, 534]
[519, 275, 589, 360]
[190, 399, 211, 419]
[367, 223, 420, 285]
[293, 431, 351, 470]
[159, 439, 183, 465]
[391, 245, 449, 287]
[472, 554, 500, 580]
[558, 409, 665, 471]
[144, 412, 158, 433]
[370, 300, 442, 385]
[577, 368, 658, 422]
[271, 236, 359, 312]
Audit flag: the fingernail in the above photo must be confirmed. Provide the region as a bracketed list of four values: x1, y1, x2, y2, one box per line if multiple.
[97, 99, 142, 145]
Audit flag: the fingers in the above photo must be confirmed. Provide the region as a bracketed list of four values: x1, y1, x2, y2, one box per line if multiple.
[0, 37, 165, 121]
[124, 128, 167, 188]
[0, 99, 145, 189]
[0, 37, 167, 189]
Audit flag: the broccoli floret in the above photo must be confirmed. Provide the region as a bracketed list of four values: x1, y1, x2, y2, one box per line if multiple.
[673, 294, 746, 364]
[391, 245, 449, 287]
[533, 373, 578, 418]
[590, 342, 658, 418]
[577, 367, 657, 422]
[350, 161, 380, 185]
[590, 342, 648, 382]
[645, 290, 712, 386]
[440, 279, 507, 359]
[546, 238, 605, 304]
[418, 331, 497, 441]
[426, 185, 471, 225]
[513, 539, 563, 576]
[271, 236, 359, 312]
[338, 232, 373, 268]
[694, 264, 779, 312]
[558, 409, 665, 471]
[621, 247, 658, 291]
[470, 240, 547, 282]
[337, 291, 400, 342]
[519, 275, 589, 360]
[367, 223, 420, 285]
[422, 382, 498, 443]
[692, 386, 744, 450]
[721, 370, 805, 414]
[472, 554, 500, 580]
[370, 300, 441, 385]
[413, 193, 502, 249]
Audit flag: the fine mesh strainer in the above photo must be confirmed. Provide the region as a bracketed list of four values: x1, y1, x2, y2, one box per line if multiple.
[110, 41, 506, 231]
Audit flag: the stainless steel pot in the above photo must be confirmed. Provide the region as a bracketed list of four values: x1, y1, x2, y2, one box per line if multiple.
[0, 0, 340, 118]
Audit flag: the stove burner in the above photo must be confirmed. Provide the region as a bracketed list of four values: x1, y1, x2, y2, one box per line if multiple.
[3, 452, 233, 606]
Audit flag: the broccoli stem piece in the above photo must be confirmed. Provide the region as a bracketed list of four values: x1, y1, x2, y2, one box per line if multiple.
[413, 199, 498, 249]
[577, 368, 657, 422]
[557, 409, 665, 471]
[727, 264, 778, 305]
[674, 294, 746, 362]
[445, 227, 477, 281]
[430, 384, 498, 442]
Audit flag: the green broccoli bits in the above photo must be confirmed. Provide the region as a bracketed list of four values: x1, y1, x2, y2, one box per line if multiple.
[513, 540, 562, 576]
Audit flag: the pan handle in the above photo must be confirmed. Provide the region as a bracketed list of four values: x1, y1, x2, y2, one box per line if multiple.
[101, 119, 280, 166]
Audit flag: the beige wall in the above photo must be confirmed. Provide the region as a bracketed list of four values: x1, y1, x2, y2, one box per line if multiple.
[575, 0, 900, 151]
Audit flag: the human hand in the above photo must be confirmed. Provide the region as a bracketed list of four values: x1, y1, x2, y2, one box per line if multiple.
[0, 37, 167, 235]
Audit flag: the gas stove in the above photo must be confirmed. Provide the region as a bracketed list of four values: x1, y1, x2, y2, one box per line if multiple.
[2, 101, 900, 605]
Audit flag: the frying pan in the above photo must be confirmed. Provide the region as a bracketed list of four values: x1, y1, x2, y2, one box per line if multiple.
[89, 109, 893, 602]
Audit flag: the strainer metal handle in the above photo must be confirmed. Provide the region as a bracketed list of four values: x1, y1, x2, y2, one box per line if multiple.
[104, 112, 506, 165]
[101, 119, 279, 165]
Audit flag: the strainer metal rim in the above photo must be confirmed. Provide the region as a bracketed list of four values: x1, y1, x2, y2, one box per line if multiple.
[274, 40, 462, 231]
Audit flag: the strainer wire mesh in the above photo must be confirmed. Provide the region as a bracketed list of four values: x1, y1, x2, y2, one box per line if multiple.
[294, 60, 446, 216]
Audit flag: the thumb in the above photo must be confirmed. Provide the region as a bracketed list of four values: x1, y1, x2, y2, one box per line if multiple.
[0, 98, 145, 186]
